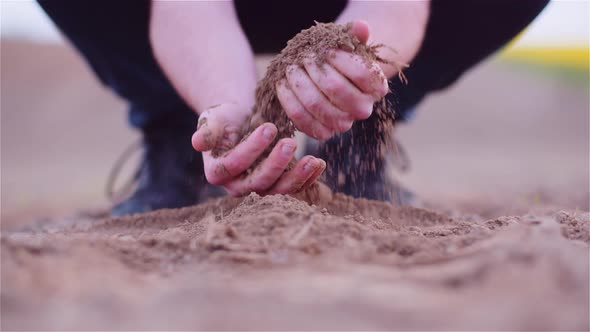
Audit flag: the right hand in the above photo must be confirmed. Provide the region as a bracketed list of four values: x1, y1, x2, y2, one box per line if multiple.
[191, 103, 326, 197]
[275, 21, 389, 141]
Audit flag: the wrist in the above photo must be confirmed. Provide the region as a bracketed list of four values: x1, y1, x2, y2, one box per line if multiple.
[337, 1, 430, 78]
[198, 90, 256, 117]
[201, 102, 253, 122]
[150, 1, 258, 116]
[389, 1, 430, 64]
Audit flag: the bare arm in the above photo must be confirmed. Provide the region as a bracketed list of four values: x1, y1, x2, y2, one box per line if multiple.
[150, 1, 257, 114]
[150, 1, 324, 196]
[336, 1, 430, 78]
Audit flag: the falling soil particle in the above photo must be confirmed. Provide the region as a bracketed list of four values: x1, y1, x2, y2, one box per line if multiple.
[212, 23, 399, 193]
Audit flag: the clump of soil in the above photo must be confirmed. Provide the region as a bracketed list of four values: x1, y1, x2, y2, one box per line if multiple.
[245, 22, 397, 141]
[213, 22, 401, 187]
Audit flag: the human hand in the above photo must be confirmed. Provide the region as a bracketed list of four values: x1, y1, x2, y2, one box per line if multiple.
[276, 20, 389, 141]
[191, 103, 326, 197]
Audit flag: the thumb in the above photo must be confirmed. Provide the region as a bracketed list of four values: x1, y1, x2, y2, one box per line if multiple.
[349, 20, 370, 45]
[192, 112, 223, 152]
[192, 103, 250, 152]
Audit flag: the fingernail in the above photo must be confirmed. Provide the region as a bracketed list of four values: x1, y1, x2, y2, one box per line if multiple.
[303, 159, 318, 173]
[282, 144, 296, 156]
[263, 126, 275, 141]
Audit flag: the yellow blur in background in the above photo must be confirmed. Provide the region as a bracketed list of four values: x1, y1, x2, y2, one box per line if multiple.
[503, 46, 589, 71]
[500, 1, 589, 72]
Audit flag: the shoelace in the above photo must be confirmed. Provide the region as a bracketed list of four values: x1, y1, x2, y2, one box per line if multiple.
[105, 139, 143, 205]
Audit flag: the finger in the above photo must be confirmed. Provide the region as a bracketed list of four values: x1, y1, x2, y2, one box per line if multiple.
[267, 156, 321, 194]
[192, 113, 224, 152]
[204, 123, 277, 185]
[303, 57, 374, 120]
[276, 80, 334, 141]
[192, 105, 249, 153]
[328, 50, 389, 98]
[299, 159, 326, 190]
[286, 65, 352, 133]
[224, 138, 297, 196]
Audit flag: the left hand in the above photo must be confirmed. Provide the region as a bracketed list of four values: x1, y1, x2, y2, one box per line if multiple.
[191, 103, 326, 197]
[276, 20, 389, 141]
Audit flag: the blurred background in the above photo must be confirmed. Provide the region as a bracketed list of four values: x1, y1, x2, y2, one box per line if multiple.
[1, 1, 588, 229]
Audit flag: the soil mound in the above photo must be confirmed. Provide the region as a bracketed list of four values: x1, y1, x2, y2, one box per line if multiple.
[2, 194, 589, 330]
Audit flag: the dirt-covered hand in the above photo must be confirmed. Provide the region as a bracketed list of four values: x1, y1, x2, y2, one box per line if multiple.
[191, 103, 326, 196]
[276, 20, 389, 141]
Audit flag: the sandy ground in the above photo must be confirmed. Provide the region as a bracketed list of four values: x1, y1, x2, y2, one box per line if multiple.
[1, 40, 589, 330]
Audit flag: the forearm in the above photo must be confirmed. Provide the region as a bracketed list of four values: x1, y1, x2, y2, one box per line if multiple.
[150, 1, 257, 114]
[336, 1, 430, 78]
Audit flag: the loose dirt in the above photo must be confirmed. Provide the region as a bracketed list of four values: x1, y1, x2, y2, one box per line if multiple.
[2, 193, 589, 330]
[2, 24, 589, 331]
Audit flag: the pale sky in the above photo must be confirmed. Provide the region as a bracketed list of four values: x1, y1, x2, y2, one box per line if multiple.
[516, 0, 589, 47]
[1, 0, 589, 48]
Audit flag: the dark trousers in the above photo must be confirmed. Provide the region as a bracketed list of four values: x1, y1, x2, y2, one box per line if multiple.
[38, 0, 548, 132]
[37, 0, 349, 132]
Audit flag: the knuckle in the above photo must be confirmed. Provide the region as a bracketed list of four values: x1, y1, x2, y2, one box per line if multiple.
[287, 105, 306, 123]
[354, 97, 374, 120]
[250, 178, 271, 192]
[285, 65, 298, 78]
[223, 159, 242, 175]
[317, 128, 333, 141]
[268, 162, 286, 174]
[332, 50, 348, 64]
[205, 171, 223, 186]
[306, 128, 320, 139]
[302, 56, 315, 68]
[310, 122, 322, 140]
[356, 73, 372, 90]
[305, 96, 323, 114]
[250, 165, 282, 192]
[337, 120, 353, 132]
[356, 109, 371, 121]
[276, 79, 287, 90]
[348, 68, 371, 89]
[363, 93, 375, 106]
[205, 164, 223, 185]
[374, 88, 387, 100]
[324, 77, 343, 98]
